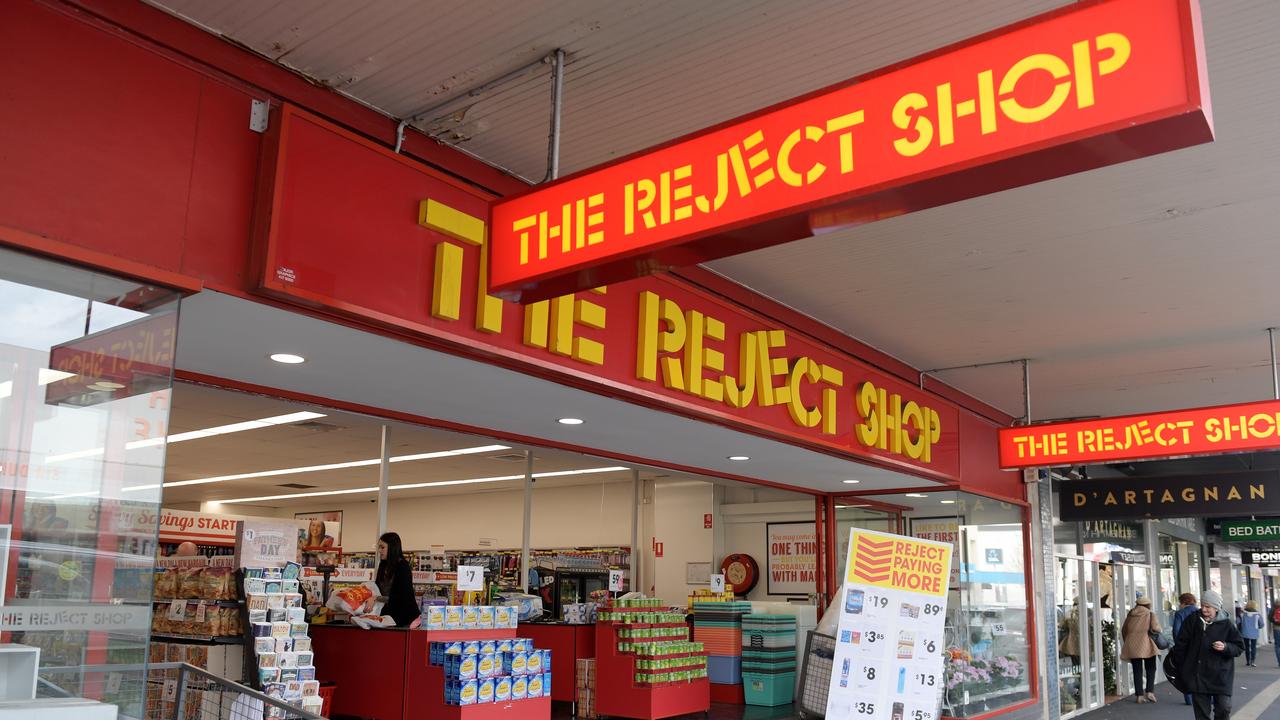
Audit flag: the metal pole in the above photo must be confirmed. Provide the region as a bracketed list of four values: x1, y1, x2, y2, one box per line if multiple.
[522, 450, 534, 592]
[630, 468, 640, 593]
[1269, 327, 1278, 400]
[1022, 358, 1031, 424]
[543, 48, 565, 182]
[377, 425, 390, 540]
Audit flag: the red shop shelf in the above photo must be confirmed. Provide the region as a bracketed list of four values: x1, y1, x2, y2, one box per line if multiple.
[595, 622, 710, 720]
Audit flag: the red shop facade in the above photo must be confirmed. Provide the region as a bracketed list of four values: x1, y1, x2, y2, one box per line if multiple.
[0, 2, 1041, 720]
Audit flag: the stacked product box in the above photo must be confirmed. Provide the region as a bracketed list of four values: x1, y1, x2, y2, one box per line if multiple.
[599, 598, 708, 687]
[575, 658, 597, 719]
[428, 634, 553, 706]
[244, 563, 325, 718]
[420, 602, 520, 632]
[740, 614, 797, 707]
[692, 601, 751, 686]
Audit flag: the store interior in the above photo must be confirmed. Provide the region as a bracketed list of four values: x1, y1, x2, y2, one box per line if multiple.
[129, 381, 1030, 717]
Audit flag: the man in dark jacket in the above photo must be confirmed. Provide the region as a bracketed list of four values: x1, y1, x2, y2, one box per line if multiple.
[1169, 590, 1244, 720]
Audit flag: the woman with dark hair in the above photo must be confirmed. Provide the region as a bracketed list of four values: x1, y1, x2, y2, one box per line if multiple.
[376, 532, 418, 627]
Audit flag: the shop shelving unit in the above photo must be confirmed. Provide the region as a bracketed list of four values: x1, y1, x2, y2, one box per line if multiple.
[412, 628, 551, 720]
[593, 620, 709, 720]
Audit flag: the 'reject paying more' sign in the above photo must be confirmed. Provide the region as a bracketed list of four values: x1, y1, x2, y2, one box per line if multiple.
[827, 529, 952, 720]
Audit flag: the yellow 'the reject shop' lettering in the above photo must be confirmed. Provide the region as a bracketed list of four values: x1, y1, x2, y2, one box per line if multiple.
[855, 381, 942, 463]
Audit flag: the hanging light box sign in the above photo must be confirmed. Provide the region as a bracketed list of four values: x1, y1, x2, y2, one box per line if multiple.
[490, 0, 1212, 300]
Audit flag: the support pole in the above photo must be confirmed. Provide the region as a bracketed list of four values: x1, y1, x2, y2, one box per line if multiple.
[631, 469, 640, 593]
[1270, 327, 1278, 400]
[522, 450, 534, 592]
[1022, 358, 1031, 424]
[377, 425, 390, 541]
[543, 49, 565, 182]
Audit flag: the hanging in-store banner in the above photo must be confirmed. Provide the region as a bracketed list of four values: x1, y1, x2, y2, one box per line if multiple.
[609, 569, 626, 592]
[710, 574, 726, 593]
[456, 565, 485, 591]
[234, 519, 299, 568]
[826, 528, 952, 720]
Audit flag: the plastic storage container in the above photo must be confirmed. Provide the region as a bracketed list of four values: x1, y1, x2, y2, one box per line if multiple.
[743, 671, 795, 707]
[707, 655, 742, 685]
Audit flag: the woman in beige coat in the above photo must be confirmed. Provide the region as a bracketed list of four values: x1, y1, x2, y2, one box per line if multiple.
[1121, 596, 1163, 703]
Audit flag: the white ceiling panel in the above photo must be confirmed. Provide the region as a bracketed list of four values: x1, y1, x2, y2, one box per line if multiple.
[141, 0, 1280, 427]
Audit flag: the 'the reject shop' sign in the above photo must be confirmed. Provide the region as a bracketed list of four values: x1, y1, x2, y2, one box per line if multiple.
[490, 0, 1212, 300]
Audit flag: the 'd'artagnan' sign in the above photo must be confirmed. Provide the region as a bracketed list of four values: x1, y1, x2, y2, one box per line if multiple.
[490, 0, 1212, 299]
[1058, 471, 1280, 521]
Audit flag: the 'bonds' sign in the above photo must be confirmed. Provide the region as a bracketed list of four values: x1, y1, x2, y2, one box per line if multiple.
[1242, 551, 1280, 568]
[490, 0, 1212, 299]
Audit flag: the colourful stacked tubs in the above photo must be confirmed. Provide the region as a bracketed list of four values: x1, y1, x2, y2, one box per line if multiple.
[741, 614, 796, 707]
[693, 601, 751, 687]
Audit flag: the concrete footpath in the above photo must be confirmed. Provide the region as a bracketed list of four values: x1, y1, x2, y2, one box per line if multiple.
[1077, 664, 1280, 720]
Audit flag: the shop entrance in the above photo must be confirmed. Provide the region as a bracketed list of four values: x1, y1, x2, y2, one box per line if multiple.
[1055, 555, 1103, 718]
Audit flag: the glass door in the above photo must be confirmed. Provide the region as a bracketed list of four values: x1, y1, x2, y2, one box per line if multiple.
[1057, 556, 1105, 718]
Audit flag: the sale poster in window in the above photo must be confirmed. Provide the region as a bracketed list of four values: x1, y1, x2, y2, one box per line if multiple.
[827, 529, 952, 720]
[766, 522, 818, 595]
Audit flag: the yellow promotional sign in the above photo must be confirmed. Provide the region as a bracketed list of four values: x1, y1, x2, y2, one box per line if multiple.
[846, 529, 952, 598]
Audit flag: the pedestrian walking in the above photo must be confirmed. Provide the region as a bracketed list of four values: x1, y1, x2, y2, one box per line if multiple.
[1121, 596, 1162, 704]
[1169, 590, 1244, 720]
[1172, 593, 1199, 705]
[1271, 600, 1280, 667]
[1239, 601, 1264, 667]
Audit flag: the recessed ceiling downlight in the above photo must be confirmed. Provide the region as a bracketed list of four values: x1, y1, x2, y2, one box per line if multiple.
[270, 353, 306, 364]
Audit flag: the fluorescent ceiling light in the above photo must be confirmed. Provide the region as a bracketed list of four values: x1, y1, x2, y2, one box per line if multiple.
[270, 353, 306, 364]
[905, 493, 929, 498]
[47, 411, 328, 463]
[218, 465, 631, 504]
[727, 456, 749, 461]
[129, 443, 511, 491]
[842, 479, 860, 484]
[0, 369, 79, 400]
[940, 500, 956, 504]
[557, 418, 584, 425]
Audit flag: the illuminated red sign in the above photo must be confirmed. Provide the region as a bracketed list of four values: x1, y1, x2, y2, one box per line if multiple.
[490, 0, 1211, 300]
[999, 399, 1280, 469]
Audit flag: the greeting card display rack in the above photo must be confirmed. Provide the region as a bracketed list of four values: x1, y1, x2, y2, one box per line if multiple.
[594, 599, 709, 720]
